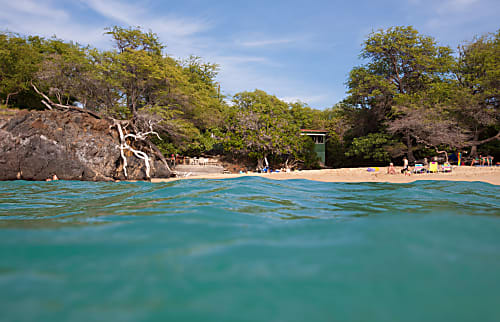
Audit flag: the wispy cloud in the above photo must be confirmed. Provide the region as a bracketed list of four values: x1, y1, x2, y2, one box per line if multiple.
[280, 93, 334, 107]
[238, 38, 296, 47]
[80, 0, 143, 25]
[405, 0, 497, 46]
[209, 55, 280, 94]
[436, 0, 480, 13]
[214, 55, 274, 65]
[407, 0, 479, 11]
[0, 0, 104, 45]
[82, 0, 208, 37]
[0, 0, 348, 108]
[0, 0, 213, 56]
[280, 95, 329, 105]
[212, 55, 340, 108]
[0, 0, 69, 20]
[444, 0, 479, 9]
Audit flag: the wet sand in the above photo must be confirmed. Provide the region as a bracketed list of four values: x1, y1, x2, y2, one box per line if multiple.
[152, 166, 500, 185]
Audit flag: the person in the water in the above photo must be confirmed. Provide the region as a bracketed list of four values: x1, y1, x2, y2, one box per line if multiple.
[46, 174, 59, 181]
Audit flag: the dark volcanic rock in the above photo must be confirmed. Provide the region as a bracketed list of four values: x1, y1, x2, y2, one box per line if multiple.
[0, 109, 171, 181]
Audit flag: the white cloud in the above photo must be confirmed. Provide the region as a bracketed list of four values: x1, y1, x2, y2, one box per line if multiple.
[404, 0, 497, 46]
[211, 55, 280, 94]
[238, 38, 296, 47]
[0, 0, 213, 56]
[0, 0, 340, 107]
[0, 0, 105, 46]
[82, 0, 207, 37]
[0, 0, 69, 20]
[214, 55, 273, 65]
[81, 0, 212, 58]
[407, 0, 486, 17]
[211, 55, 340, 108]
[280, 95, 329, 105]
[80, 0, 142, 25]
[407, 0, 479, 10]
[436, 0, 480, 13]
[444, 0, 479, 8]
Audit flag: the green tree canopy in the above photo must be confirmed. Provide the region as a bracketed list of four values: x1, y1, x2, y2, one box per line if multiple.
[346, 26, 457, 161]
[0, 33, 43, 107]
[224, 90, 318, 168]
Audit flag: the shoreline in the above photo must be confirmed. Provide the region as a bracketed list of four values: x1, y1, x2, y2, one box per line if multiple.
[152, 166, 500, 185]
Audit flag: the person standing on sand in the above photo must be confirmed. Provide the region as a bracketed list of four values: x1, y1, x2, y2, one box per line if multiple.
[402, 157, 410, 176]
[486, 155, 494, 166]
[481, 155, 487, 166]
[423, 157, 429, 172]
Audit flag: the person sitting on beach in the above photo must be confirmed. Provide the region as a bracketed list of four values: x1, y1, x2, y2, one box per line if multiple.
[387, 163, 396, 175]
[471, 155, 481, 166]
[480, 154, 492, 166]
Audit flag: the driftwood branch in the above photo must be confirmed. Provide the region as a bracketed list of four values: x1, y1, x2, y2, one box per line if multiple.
[33, 83, 171, 179]
[145, 138, 172, 172]
[111, 121, 164, 180]
[435, 149, 449, 163]
[5, 91, 20, 107]
[284, 157, 303, 170]
[40, 100, 53, 110]
[31, 82, 102, 119]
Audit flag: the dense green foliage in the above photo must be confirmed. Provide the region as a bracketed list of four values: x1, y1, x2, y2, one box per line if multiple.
[1, 25, 498, 168]
[341, 26, 499, 164]
[223, 90, 320, 168]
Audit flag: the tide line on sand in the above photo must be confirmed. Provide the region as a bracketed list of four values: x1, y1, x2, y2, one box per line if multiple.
[151, 166, 500, 186]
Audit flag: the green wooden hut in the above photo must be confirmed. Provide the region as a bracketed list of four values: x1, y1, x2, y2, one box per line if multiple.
[300, 129, 328, 164]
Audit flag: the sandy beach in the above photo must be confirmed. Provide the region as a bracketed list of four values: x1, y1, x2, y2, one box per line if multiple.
[152, 166, 500, 185]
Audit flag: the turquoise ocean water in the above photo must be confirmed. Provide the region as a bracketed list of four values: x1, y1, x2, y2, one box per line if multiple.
[0, 178, 499, 322]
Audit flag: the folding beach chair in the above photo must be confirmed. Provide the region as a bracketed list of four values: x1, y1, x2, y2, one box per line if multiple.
[413, 164, 426, 174]
[441, 162, 452, 173]
[429, 161, 438, 173]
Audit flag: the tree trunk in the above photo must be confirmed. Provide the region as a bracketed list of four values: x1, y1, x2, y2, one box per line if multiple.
[435, 149, 449, 163]
[257, 158, 264, 170]
[132, 108, 138, 122]
[468, 130, 500, 150]
[470, 130, 479, 157]
[391, 56, 404, 94]
[5, 91, 19, 107]
[406, 130, 415, 162]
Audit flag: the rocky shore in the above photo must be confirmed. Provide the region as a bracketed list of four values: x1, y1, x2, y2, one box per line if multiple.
[0, 109, 170, 181]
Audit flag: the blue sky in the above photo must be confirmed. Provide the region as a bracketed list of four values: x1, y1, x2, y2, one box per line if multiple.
[1, 0, 498, 109]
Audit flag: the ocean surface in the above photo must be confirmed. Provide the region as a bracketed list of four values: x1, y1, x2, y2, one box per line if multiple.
[0, 178, 499, 322]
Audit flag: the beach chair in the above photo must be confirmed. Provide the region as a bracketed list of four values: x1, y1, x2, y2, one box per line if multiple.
[413, 163, 426, 174]
[441, 162, 452, 173]
[429, 161, 438, 173]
